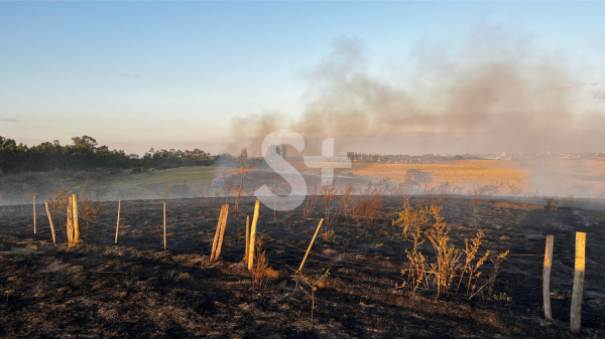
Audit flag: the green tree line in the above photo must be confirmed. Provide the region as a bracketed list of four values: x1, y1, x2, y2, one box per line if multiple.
[0, 135, 224, 173]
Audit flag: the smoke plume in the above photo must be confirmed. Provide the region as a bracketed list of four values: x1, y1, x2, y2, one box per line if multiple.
[229, 27, 605, 197]
[230, 27, 604, 156]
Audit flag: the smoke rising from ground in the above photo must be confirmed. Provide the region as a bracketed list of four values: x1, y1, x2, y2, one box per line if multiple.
[229, 27, 605, 197]
[231, 27, 604, 157]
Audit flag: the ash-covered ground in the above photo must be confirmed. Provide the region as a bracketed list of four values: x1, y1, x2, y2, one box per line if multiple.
[1, 196, 604, 338]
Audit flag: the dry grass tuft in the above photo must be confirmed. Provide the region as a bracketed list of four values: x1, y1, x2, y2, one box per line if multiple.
[250, 245, 270, 293]
[322, 229, 336, 244]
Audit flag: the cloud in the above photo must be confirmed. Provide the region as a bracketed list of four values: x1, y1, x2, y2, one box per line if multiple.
[2, 118, 19, 122]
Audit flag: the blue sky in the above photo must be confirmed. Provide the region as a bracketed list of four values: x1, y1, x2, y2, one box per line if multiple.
[1, 2, 604, 155]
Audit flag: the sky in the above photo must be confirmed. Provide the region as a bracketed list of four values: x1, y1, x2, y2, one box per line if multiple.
[1, 2, 604, 155]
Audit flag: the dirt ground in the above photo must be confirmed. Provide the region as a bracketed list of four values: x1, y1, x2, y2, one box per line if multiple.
[1, 195, 604, 338]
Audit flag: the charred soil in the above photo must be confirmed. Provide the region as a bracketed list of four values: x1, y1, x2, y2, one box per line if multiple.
[1, 196, 604, 338]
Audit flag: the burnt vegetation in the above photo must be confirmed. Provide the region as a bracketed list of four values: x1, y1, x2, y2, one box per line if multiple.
[0, 190, 604, 338]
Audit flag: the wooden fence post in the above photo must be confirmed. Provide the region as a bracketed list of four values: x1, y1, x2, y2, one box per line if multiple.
[543, 235, 554, 322]
[66, 196, 74, 246]
[244, 215, 250, 262]
[163, 203, 167, 250]
[72, 194, 80, 244]
[299, 218, 324, 272]
[570, 232, 586, 337]
[210, 205, 227, 262]
[214, 204, 229, 262]
[45, 202, 56, 245]
[115, 200, 121, 244]
[247, 200, 260, 271]
[33, 195, 36, 234]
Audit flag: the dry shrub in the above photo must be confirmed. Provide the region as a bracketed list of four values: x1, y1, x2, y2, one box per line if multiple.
[234, 152, 252, 213]
[397, 203, 507, 300]
[425, 205, 462, 298]
[336, 184, 357, 222]
[546, 197, 563, 212]
[392, 198, 430, 240]
[468, 187, 485, 228]
[156, 186, 172, 200]
[437, 182, 450, 199]
[302, 188, 318, 219]
[79, 184, 104, 233]
[506, 182, 521, 198]
[291, 268, 330, 329]
[485, 250, 509, 300]
[458, 230, 490, 297]
[224, 180, 234, 203]
[469, 250, 510, 302]
[350, 179, 389, 227]
[48, 188, 70, 225]
[322, 180, 337, 225]
[402, 231, 428, 294]
[49, 188, 70, 214]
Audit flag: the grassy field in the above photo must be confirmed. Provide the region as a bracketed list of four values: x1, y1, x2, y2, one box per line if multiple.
[3, 158, 605, 202]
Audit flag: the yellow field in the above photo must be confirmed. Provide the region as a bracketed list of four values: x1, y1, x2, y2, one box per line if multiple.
[292, 161, 529, 191]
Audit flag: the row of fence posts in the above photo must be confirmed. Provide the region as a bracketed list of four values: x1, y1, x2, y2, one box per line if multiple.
[543, 232, 587, 337]
[29, 196, 589, 336]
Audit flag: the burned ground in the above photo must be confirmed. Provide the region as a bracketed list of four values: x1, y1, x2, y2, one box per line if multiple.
[0, 196, 604, 338]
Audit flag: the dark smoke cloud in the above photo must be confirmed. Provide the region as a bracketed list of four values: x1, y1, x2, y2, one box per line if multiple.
[230, 27, 605, 157]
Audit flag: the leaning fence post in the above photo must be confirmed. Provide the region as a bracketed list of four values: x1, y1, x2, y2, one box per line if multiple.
[570, 232, 586, 337]
[247, 200, 260, 271]
[543, 235, 554, 322]
[45, 201, 56, 245]
[163, 203, 167, 250]
[244, 215, 250, 262]
[214, 204, 229, 262]
[115, 200, 121, 244]
[299, 218, 324, 272]
[33, 195, 37, 234]
[72, 194, 80, 243]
